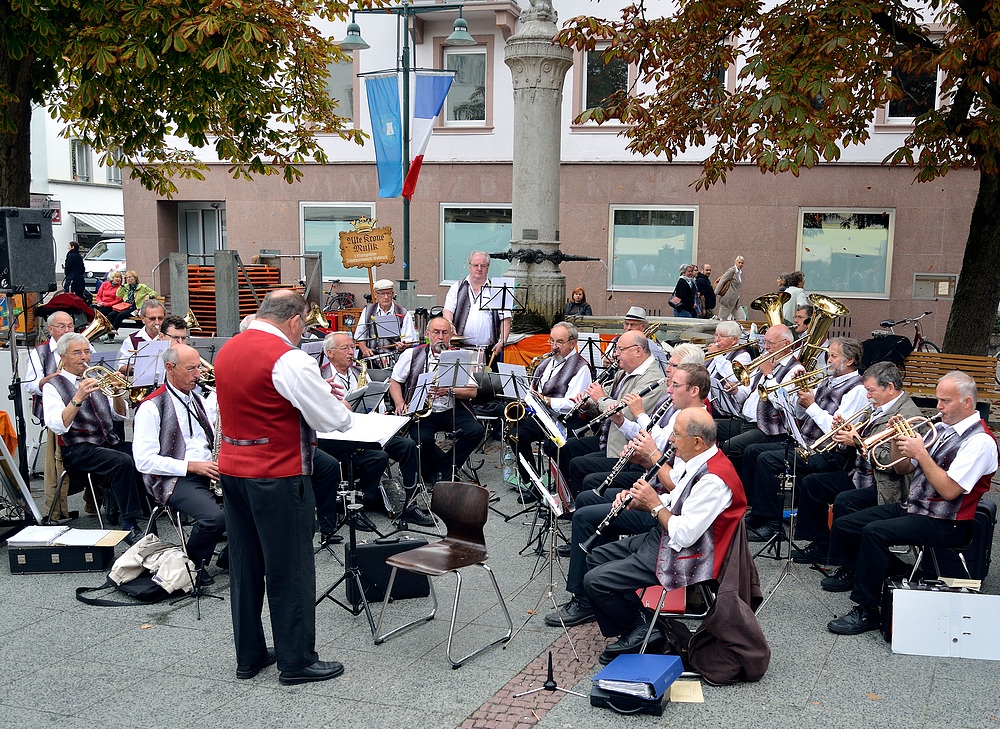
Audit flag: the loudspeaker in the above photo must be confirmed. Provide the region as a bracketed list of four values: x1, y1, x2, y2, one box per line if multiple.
[0, 208, 57, 292]
[345, 537, 431, 607]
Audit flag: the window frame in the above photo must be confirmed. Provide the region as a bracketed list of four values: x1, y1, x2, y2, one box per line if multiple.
[570, 45, 637, 130]
[323, 53, 359, 130]
[607, 205, 699, 293]
[300, 201, 377, 283]
[71, 140, 93, 183]
[438, 203, 513, 286]
[796, 208, 895, 299]
[106, 146, 123, 185]
[434, 34, 494, 132]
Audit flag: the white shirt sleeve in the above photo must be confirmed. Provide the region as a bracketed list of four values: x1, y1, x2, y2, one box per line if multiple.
[805, 381, 869, 434]
[391, 347, 415, 384]
[42, 382, 69, 435]
[399, 311, 417, 343]
[443, 282, 460, 315]
[24, 348, 45, 397]
[272, 348, 354, 434]
[665, 473, 733, 550]
[133, 401, 187, 477]
[945, 432, 999, 493]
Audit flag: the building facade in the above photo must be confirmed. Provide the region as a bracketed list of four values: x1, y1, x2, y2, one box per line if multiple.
[121, 0, 972, 344]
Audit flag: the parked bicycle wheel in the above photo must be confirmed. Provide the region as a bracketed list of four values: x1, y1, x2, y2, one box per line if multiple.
[916, 340, 940, 353]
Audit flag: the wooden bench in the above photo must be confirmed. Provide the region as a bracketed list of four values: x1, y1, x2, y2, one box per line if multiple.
[901, 351, 999, 419]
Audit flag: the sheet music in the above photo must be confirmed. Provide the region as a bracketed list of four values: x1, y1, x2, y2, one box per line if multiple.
[525, 390, 567, 448]
[771, 385, 808, 448]
[131, 340, 169, 388]
[407, 372, 435, 414]
[436, 350, 478, 388]
[370, 314, 402, 341]
[345, 381, 391, 414]
[318, 412, 410, 445]
[577, 333, 607, 373]
[518, 454, 563, 517]
[480, 277, 523, 311]
[496, 363, 530, 399]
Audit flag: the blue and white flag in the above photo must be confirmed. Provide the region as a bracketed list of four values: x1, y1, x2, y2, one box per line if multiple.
[365, 72, 403, 198]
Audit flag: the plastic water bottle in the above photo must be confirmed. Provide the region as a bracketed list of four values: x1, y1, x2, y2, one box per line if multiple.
[502, 451, 517, 485]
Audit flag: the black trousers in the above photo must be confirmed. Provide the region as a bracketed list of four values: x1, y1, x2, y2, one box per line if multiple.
[567, 488, 656, 596]
[547, 435, 600, 487]
[721, 422, 783, 475]
[829, 503, 971, 609]
[312, 448, 343, 533]
[61, 440, 144, 524]
[166, 475, 226, 568]
[742, 442, 843, 523]
[795, 470, 853, 546]
[584, 529, 662, 638]
[409, 406, 484, 481]
[318, 440, 389, 502]
[222, 473, 318, 673]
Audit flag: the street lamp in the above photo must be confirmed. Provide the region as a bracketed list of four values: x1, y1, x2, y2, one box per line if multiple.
[337, 2, 474, 295]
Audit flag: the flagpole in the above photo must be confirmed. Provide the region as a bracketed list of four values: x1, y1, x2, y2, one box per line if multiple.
[401, 0, 412, 293]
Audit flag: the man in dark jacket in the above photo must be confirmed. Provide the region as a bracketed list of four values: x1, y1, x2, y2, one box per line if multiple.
[63, 241, 87, 299]
[696, 264, 717, 317]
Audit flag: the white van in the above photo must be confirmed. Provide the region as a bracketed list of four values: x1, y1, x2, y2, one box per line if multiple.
[83, 237, 127, 291]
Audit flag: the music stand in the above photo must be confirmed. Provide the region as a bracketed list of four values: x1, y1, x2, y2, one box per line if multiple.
[576, 333, 607, 376]
[346, 381, 391, 414]
[478, 277, 525, 314]
[130, 340, 169, 390]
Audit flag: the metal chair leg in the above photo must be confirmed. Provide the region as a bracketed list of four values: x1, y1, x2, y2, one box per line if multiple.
[444, 564, 513, 669]
[373, 566, 438, 645]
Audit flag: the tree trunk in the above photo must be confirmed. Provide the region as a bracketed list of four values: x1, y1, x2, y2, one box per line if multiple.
[0, 52, 34, 208]
[941, 168, 1000, 355]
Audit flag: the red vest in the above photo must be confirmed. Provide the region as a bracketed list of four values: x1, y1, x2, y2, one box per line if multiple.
[215, 329, 312, 478]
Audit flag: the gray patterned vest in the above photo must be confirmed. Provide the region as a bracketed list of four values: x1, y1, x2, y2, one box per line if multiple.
[755, 357, 801, 435]
[402, 345, 430, 403]
[452, 279, 499, 347]
[140, 386, 214, 504]
[30, 341, 57, 420]
[905, 419, 994, 519]
[534, 352, 590, 397]
[654, 461, 716, 591]
[798, 373, 861, 442]
[49, 374, 119, 448]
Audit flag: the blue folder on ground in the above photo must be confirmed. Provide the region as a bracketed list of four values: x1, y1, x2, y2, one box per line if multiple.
[592, 653, 684, 699]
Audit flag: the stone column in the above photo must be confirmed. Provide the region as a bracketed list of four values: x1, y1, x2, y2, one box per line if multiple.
[504, 3, 573, 326]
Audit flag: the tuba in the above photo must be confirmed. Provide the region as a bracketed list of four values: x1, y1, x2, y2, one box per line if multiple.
[750, 292, 791, 329]
[800, 294, 850, 371]
[82, 310, 115, 342]
[184, 309, 201, 331]
[643, 322, 661, 342]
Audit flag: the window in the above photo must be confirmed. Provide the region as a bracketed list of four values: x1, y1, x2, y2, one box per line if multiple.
[301, 203, 374, 282]
[609, 207, 698, 291]
[585, 49, 629, 112]
[440, 206, 511, 283]
[106, 147, 123, 185]
[71, 140, 92, 182]
[886, 66, 938, 122]
[444, 48, 487, 125]
[324, 58, 356, 126]
[798, 209, 894, 297]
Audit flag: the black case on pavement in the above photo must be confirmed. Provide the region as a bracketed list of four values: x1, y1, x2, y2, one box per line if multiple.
[589, 685, 669, 716]
[931, 499, 996, 580]
[345, 537, 431, 606]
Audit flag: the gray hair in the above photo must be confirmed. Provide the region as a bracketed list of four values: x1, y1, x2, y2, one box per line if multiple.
[715, 320, 742, 338]
[468, 250, 490, 266]
[683, 410, 718, 444]
[323, 331, 353, 351]
[162, 346, 180, 367]
[257, 291, 309, 323]
[552, 322, 578, 342]
[47, 311, 72, 328]
[56, 333, 89, 357]
[830, 337, 863, 369]
[773, 325, 794, 344]
[940, 370, 978, 404]
[620, 331, 650, 354]
[862, 361, 903, 390]
[671, 342, 706, 365]
[139, 298, 165, 317]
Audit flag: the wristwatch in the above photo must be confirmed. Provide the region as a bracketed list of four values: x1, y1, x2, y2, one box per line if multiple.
[650, 504, 666, 519]
[70, 399, 83, 408]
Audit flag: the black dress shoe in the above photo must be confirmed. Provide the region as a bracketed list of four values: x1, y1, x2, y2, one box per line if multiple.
[792, 542, 829, 564]
[820, 566, 854, 592]
[123, 526, 145, 546]
[402, 506, 435, 527]
[543, 596, 595, 627]
[556, 544, 572, 558]
[215, 546, 229, 571]
[827, 604, 880, 635]
[598, 615, 664, 665]
[236, 649, 277, 679]
[278, 659, 345, 686]
[320, 532, 344, 545]
[195, 568, 215, 587]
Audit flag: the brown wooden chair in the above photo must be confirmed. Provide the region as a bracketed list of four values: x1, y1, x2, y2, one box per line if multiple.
[373, 480, 513, 668]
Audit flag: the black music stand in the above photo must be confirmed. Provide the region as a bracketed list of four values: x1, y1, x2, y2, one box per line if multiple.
[316, 490, 379, 635]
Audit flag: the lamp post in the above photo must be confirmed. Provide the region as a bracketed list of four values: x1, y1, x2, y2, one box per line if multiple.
[338, 2, 474, 295]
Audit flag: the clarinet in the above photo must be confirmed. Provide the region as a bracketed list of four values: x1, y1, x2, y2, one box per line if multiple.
[561, 363, 620, 424]
[572, 376, 669, 437]
[579, 447, 674, 554]
[594, 395, 675, 496]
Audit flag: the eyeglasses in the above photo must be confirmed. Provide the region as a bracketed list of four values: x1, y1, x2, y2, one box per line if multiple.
[50, 323, 74, 331]
[672, 432, 699, 440]
[617, 344, 642, 354]
[328, 345, 354, 352]
[548, 338, 569, 345]
[165, 333, 188, 342]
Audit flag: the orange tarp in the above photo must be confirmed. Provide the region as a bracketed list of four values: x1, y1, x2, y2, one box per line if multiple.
[502, 333, 615, 367]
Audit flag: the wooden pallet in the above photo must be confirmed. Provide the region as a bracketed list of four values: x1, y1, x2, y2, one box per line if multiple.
[187, 264, 283, 333]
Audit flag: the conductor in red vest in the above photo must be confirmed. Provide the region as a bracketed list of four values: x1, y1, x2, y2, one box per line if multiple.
[215, 291, 354, 686]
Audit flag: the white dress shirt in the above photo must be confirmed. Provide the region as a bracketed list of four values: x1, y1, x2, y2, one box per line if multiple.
[657, 445, 734, 550]
[117, 327, 158, 369]
[42, 369, 125, 436]
[536, 353, 592, 414]
[802, 373, 870, 434]
[354, 304, 416, 345]
[444, 277, 512, 347]
[133, 385, 217, 476]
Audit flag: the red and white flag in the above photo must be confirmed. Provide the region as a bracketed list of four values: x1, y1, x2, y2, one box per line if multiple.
[402, 71, 454, 201]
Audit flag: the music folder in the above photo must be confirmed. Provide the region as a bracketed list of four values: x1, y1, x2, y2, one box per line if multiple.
[592, 654, 684, 699]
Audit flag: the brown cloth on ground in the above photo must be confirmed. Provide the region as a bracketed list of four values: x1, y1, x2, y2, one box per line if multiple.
[687, 520, 770, 685]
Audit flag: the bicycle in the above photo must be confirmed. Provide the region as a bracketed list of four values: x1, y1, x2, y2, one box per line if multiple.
[321, 279, 356, 312]
[871, 310, 940, 353]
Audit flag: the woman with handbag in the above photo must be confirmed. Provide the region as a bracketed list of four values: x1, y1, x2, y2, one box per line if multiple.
[669, 264, 698, 317]
[111, 270, 157, 328]
[715, 255, 745, 320]
[93, 271, 125, 339]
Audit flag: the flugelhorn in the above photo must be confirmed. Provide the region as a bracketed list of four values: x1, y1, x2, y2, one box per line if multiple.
[758, 368, 828, 403]
[730, 337, 808, 387]
[82, 310, 115, 342]
[82, 364, 132, 398]
[804, 403, 874, 455]
[853, 413, 942, 470]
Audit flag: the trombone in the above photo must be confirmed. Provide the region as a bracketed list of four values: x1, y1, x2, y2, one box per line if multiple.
[730, 337, 809, 387]
[853, 413, 943, 470]
[758, 368, 828, 403]
[802, 403, 874, 456]
[82, 364, 132, 399]
[704, 341, 756, 360]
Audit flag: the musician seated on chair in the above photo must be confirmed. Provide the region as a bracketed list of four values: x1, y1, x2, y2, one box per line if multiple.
[705, 320, 753, 422]
[353, 279, 417, 362]
[42, 333, 147, 544]
[557, 332, 667, 497]
[508, 322, 593, 496]
[443, 251, 511, 366]
[543, 364, 711, 631]
[116, 299, 167, 374]
[742, 337, 868, 544]
[604, 307, 670, 373]
[792, 361, 921, 566]
[133, 344, 227, 581]
[319, 332, 432, 527]
[26, 311, 96, 521]
[823, 370, 997, 636]
[389, 316, 485, 484]
[582, 408, 747, 664]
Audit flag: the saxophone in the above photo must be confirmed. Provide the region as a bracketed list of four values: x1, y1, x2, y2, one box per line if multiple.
[356, 358, 369, 388]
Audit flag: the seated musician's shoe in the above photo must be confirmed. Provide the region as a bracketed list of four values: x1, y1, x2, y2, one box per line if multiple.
[556, 543, 572, 558]
[820, 566, 854, 592]
[598, 613, 664, 665]
[792, 542, 829, 565]
[402, 506, 435, 527]
[278, 659, 345, 686]
[516, 487, 538, 504]
[827, 604, 880, 635]
[747, 521, 783, 543]
[320, 532, 344, 546]
[544, 595, 595, 627]
[122, 524, 145, 546]
[215, 546, 229, 571]
[195, 568, 215, 588]
[236, 648, 277, 680]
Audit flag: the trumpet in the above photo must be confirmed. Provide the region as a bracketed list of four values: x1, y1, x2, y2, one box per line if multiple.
[853, 413, 942, 470]
[804, 403, 874, 456]
[82, 364, 132, 399]
[757, 368, 828, 403]
[704, 341, 756, 360]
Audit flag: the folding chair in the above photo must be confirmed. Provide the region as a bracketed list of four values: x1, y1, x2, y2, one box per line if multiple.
[52, 469, 103, 527]
[374, 481, 513, 667]
[637, 582, 717, 654]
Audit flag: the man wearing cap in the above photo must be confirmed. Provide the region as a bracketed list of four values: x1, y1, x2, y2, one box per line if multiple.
[606, 307, 669, 374]
[444, 251, 511, 364]
[354, 279, 416, 363]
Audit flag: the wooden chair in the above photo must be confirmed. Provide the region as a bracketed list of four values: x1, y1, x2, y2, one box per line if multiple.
[373, 480, 513, 668]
